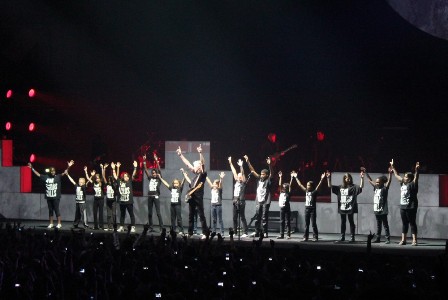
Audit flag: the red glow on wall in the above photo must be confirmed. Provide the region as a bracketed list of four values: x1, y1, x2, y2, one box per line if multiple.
[28, 88, 36, 98]
[439, 175, 448, 207]
[1, 140, 13, 166]
[29, 153, 36, 163]
[6, 89, 13, 98]
[317, 131, 325, 141]
[268, 133, 277, 143]
[28, 122, 36, 132]
[5, 122, 12, 131]
[21, 166, 32, 192]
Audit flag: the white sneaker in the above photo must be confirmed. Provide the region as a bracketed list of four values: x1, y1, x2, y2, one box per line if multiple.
[249, 232, 256, 237]
[47, 224, 54, 229]
[130, 226, 136, 233]
[103, 228, 109, 231]
[200, 234, 206, 239]
[241, 234, 248, 238]
[56, 224, 62, 229]
[117, 226, 124, 232]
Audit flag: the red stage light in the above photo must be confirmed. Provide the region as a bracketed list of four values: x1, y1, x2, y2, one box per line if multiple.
[6, 90, 13, 99]
[29, 154, 36, 163]
[5, 122, 12, 131]
[316, 131, 325, 142]
[28, 89, 36, 98]
[28, 122, 36, 132]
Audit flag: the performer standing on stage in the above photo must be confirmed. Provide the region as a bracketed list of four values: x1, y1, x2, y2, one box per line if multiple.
[112, 161, 138, 233]
[245, 155, 273, 238]
[328, 170, 364, 242]
[177, 144, 208, 239]
[363, 166, 392, 244]
[228, 157, 249, 238]
[292, 171, 326, 242]
[158, 169, 186, 235]
[84, 166, 105, 230]
[65, 168, 89, 228]
[143, 154, 164, 232]
[103, 163, 118, 231]
[391, 160, 420, 246]
[277, 171, 293, 239]
[206, 172, 226, 236]
[28, 160, 74, 229]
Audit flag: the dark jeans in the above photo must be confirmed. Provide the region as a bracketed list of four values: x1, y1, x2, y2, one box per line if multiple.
[255, 201, 270, 235]
[188, 197, 207, 235]
[400, 208, 417, 235]
[148, 195, 163, 228]
[93, 197, 104, 229]
[170, 204, 183, 233]
[47, 198, 61, 217]
[73, 203, 87, 226]
[119, 203, 135, 226]
[340, 213, 355, 236]
[211, 205, 224, 234]
[106, 199, 117, 229]
[233, 200, 248, 234]
[304, 207, 318, 238]
[375, 214, 390, 238]
[280, 205, 291, 235]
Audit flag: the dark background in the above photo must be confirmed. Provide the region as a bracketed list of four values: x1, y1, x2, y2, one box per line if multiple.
[1, 0, 448, 178]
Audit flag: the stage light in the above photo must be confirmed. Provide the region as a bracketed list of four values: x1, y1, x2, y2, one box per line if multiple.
[28, 122, 36, 132]
[29, 154, 36, 163]
[28, 88, 36, 98]
[317, 131, 325, 142]
[5, 122, 12, 131]
[6, 89, 13, 99]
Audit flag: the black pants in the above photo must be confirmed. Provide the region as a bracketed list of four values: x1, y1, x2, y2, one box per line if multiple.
[47, 198, 61, 217]
[188, 197, 207, 235]
[106, 199, 117, 229]
[400, 208, 417, 235]
[170, 204, 183, 233]
[340, 213, 355, 235]
[233, 199, 248, 234]
[119, 203, 135, 226]
[93, 197, 104, 229]
[304, 207, 318, 238]
[148, 195, 163, 228]
[73, 203, 87, 226]
[280, 205, 291, 235]
[375, 214, 390, 238]
[255, 201, 270, 235]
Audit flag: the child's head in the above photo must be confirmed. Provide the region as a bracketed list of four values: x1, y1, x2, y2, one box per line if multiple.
[172, 179, 181, 188]
[306, 181, 314, 191]
[403, 172, 414, 183]
[78, 177, 86, 186]
[121, 172, 130, 182]
[237, 173, 244, 182]
[260, 169, 269, 181]
[281, 183, 290, 193]
[342, 173, 353, 188]
[94, 173, 101, 183]
[107, 176, 114, 185]
[375, 175, 388, 188]
[151, 169, 158, 178]
[212, 179, 220, 189]
[49, 167, 56, 177]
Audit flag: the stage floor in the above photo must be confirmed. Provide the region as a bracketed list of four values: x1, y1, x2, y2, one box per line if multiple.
[7, 220, 447, 257]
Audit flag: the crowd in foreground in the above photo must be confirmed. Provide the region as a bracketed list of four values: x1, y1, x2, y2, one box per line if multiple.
[0, 221, 446, 300]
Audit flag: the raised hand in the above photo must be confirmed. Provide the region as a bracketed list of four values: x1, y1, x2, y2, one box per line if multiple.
[100, 164, 104, 169]
[219, 172, 225, 178]
[278, 171, 282, 177]
[153, 153, 158, 160]
[390, 159, 394, 167]
[290, 171, 297, 178]
[326, 171, 331, 178]
[116, 162, 121, 168]
[111, 162, 116, 169]
[28, 163, 33, 169]
[243, 155, 249, 162]
[90, 170, 96, 176]
[133, 161, 138, 168]
[228, 156, 232, 163]
[142, 154, 146, 161]
[237, 159, 243, 167]
[388, 167, 393, 173]
[180, 168, 185, 173]
[266, 157, 271, 165]
[415, 162, 420, 170]
[84, 166, 88, 172]
[104, 163, 109, 169]
[321, 173, 326, 180]
[360, 167, 366, 173]
[176, 146, 182, 156]
[67, 160, 75, 167]
[197, 144, 202, 153]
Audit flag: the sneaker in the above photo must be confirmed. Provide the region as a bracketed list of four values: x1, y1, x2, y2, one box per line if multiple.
[384, 239, 390, 244]
[312, 237, 318, 242]
[117, 226, 124, 232]
[276, 235, 284, 239]
[286, 235, 291, 240]
[263, 233, 268, 238]
[411, 241, 418, 246]
[83, 224, 89, 228]
[56, 224, 62, 229]
[249, 232, 256, 237]
[241, 234, 248, 238]
[200, 234, 206, 240]
[398, 240, 406, 245]
[103, 228, 109, 231]
[130, 226, 136, 233]
[301, 237, 308, 242]
[47, 224, 54, 229]
[372, 238, 381, 243]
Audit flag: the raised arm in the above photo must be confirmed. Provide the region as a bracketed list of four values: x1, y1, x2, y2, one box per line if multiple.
[176, 146, 194, 171]
[61, 160, 75, 177]
[219, 172, 225, 189]
[267, 157, 273, 179]
[228, 157, 238, 180]
[291, 171, 306, 192]
[390, 159, 403, 182]
[359, 168, 365, 188]
[131, 161, 137, 180]
[326, 171, 331, 188]
[197, 144, 206, 172]
[101, 163, 108, 184]
[206, 177, 213, 188]
[142, 155, 151, 178]
[180, 168, 191, 184]
[386, 167, 393, 188]
[237, 159, 246, 182]
[111, 162, 118, 180]
[314, 173, 326, 191]
[361, 167, 375, 187]
[244, 155, 260, 178]
[84, 166, 94, 184]
[278, 171, 283, 192]
[158, 173, 170, 189]
[65, 170, 76, 186]
[414, 162, 420, 184]
[28, 163, 41, 177]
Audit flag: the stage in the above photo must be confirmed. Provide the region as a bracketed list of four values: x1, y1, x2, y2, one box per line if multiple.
[7, 219, 446, 257]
